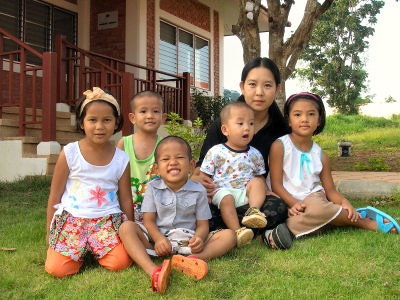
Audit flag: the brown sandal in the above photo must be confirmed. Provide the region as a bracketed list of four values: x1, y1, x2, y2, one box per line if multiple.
[171, 255, 208, 280]
[151, 259, 171, 293]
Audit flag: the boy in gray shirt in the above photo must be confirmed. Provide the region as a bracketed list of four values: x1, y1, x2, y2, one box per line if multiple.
[142, 136, 236, 280]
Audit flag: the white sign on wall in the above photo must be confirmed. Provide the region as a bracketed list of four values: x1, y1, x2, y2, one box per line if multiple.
[98, 11, 118, 30]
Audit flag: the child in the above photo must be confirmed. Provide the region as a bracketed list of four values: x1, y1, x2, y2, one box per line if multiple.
[200, 102, 268, 247]
[116, 91, 166, 223]
[268, 92, 399, 238]
[45, 87, 171, 293]
[141, 136, 236, 280]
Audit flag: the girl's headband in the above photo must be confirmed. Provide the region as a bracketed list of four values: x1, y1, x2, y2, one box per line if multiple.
[80, 87, 120, 116]
[287, 92, 320, 104]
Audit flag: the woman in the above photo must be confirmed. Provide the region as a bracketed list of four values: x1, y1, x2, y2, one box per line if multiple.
[191, 57, 292, 249]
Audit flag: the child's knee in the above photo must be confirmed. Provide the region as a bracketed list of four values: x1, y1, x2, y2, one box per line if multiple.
[220, 194, 235, 206]
[118, 220, 136, 239]
[45, 247, 82, 278]
[98, 244, 132, 271]
[247, 177, 266, 191]
[213, 229, 236, 245]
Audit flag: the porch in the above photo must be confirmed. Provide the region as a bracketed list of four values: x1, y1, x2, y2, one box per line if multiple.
[0, 26, 191, 180]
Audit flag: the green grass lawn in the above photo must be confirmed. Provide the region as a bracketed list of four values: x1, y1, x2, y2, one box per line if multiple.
[313, 114, 400, 152]
[1, 177, 399, 299]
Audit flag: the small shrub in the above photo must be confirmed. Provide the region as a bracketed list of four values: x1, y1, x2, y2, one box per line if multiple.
[354, 163, 369, 171]
[366, 191, 400, 207]
[191, 88, 230, 130]
[354, 158, 390, 171]
[164, 112, 205, 161]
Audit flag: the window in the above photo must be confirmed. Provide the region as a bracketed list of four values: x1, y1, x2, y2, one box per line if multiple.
[0, 0, 77, 65]
[159, 21, 210, 90]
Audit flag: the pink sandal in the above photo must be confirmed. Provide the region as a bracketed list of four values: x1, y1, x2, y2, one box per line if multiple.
[171, 255, 208, 280]
[151, 259, 171, 293]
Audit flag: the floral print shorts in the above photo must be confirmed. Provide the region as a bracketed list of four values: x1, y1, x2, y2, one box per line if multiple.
[48, 210, 127, 261]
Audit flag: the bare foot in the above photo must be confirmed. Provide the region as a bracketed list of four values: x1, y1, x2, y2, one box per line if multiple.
[383, 218, 398, 233]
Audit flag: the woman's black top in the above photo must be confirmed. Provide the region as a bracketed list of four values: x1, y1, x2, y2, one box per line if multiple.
[197, 99, 289, 176]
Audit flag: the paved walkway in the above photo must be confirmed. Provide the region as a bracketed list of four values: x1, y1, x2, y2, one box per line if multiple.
[331, 171, 400, 198]
[332, 171, 400, 183]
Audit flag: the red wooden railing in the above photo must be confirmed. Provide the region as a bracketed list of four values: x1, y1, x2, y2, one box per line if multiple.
[56, 35, 190, 135]
[0, 27, 57, 140]
[0, 28, 190, 140]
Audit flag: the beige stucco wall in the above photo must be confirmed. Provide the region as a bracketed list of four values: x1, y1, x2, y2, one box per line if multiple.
[125, 0, 148, 78]
[0, 140, 47, 182]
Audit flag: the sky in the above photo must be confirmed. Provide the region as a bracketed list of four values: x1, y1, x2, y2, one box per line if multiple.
[223, 1, 400, 114]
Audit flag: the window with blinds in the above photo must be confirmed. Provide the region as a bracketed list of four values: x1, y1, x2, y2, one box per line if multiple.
[159, 21, 210, 90]
[0, 0, 77, 65]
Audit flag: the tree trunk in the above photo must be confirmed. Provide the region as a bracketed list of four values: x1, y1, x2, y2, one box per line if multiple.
[233, 0, 335, 111]
[232, 0, 262, 63]
[267, 0, 334, 111]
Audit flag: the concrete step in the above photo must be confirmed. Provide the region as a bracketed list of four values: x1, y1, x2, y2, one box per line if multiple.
[1, 137, 59, 177]
[0, 119, 19, 137]
[2, 106, 72, 119]
[1, 117, 83, 141]
[2, 106, 74, 127]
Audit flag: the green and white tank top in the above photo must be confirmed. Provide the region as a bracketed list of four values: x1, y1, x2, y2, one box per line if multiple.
[123, 135, 161, 223]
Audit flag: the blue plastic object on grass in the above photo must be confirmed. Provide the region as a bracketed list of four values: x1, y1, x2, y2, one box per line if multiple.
[356, 206, 400, 233]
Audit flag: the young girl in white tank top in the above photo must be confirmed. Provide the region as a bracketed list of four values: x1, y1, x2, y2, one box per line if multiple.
[44, 87, 172, 293]
[268, 92, 399, 239]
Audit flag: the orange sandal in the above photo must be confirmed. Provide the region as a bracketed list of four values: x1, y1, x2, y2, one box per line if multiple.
[151, 259, 171, 293]
[171, 255, 208, 280]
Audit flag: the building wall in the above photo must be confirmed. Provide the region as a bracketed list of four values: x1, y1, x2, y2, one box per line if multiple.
[1, 0, 225, 99]
[90, 0, 126, 60]
[147, 0, 156, 68]
[160, 0, 211, 32]
[213, 10, 220, 97]
[84, 0, 224, 95]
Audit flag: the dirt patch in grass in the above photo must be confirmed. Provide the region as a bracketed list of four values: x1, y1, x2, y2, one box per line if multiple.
[329, 150, 400, 171]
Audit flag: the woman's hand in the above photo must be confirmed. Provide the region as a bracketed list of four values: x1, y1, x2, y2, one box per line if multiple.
[191, 171, 217, 198]
[288, 202, 306, 217]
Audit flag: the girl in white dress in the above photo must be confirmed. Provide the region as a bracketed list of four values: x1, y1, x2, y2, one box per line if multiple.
[268, 92, 398, 238]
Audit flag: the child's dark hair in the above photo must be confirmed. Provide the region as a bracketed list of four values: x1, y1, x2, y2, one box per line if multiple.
[155, 136, 192, 162]
[76, 89, 123, 134]
[130, 91, 164, 112]
[220, 102, 253, 124]
[284, 92, 326, 135]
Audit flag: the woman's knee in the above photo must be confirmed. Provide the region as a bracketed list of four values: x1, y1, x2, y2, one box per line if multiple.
[98, 244, 132, 271]
[262, 195, 289, 228]
[45, 247, 82, 278]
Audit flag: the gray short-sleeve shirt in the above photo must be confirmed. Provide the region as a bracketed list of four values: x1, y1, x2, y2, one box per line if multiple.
[141, 178, 212, 235]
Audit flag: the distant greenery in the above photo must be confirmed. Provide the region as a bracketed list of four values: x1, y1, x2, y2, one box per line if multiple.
[297, 0, 384, 114]
[314, 114, 400, 155]
[1, 176, 399, 299]
[385, 96, 397, 103]
[321, 114, 399, 136]
[224, 89, 240, 101]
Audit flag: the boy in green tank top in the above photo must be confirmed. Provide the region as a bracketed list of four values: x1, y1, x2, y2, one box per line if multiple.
[117, 91, 166, 223]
